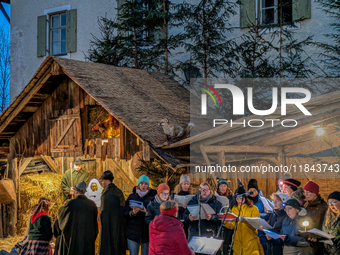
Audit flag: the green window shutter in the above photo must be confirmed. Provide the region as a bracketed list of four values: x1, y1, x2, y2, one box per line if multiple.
[37, 15, 46, 57]
[293, 0, 311, 21]
[240, 0, 256, 28]
[66, 9, 77, 53]
[117, 0, 126, 15]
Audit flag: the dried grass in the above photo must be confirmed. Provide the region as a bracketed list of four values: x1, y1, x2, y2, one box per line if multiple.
[17, 172, 63, 235]
[0, 235, 23, 253]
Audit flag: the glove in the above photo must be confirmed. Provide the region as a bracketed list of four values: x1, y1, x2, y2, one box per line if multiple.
[239, 216, 244, 222]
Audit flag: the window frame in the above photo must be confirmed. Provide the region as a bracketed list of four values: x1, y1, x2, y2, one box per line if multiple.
[49, 12, 67, 56]
[44, 5, 71, 57]
[259, 0, 293, 27]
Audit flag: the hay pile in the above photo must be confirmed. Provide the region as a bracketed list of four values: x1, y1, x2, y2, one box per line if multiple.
[0, 235, 23, 253]
[17, 172, 63, 235]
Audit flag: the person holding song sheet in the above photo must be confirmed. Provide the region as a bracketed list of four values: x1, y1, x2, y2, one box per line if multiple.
[149, 200, 194, 255]
[184, 182, 222, 239]
[215, 179, 234, 254]
[145, 183, 171, 225]
[124, 175, 156, 255]
[224, 187, 262, 255]
[322, 191, 340, 255]
[266, 193, 290, 255]
[173, 174, 193, 238]
[280, 198, 314, 255]
[303, 181, 328, 254]
[248, 179, 268, 254]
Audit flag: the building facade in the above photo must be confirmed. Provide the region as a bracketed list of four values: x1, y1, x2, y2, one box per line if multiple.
[9, 0, 334, 101]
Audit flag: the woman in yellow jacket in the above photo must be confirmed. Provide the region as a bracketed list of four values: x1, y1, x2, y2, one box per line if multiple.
[224, 187, 262, 255]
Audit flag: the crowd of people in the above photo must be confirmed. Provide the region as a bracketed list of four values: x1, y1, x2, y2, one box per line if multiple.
[10, 158, 340, 255]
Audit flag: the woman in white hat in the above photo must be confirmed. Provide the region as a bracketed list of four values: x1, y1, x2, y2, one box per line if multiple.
[265, 193, 290, 255]
[173, 174, 193, 238]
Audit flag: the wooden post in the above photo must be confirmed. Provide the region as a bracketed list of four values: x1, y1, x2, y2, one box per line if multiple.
[7, 158, 18, 236]
[0, 204, 3, 238]
[62, 157, 64, 174]
[96, 158, 103, 179]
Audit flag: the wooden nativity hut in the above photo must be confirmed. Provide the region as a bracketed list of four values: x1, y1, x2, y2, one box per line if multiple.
[0, 56, 210, 237]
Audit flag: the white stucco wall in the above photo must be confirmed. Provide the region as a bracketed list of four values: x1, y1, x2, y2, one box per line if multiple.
[10, 0, 117, 102]
[9, 0, 337, 101]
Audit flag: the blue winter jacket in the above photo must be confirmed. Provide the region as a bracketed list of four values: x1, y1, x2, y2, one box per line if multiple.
[281, 214, 313, 247]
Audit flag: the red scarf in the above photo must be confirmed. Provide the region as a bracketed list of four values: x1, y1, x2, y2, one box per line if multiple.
[160, 206, 178, 216]
[31, 211, 48, 223]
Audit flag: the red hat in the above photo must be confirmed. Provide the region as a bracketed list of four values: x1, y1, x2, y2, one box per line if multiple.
[303, 181, 319, 195]
[161, 206, 178, 216]
[157, 183, 170, 195]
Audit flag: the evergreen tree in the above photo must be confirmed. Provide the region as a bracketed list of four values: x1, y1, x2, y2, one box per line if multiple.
[86, 17, 128, 66]
[175, 0, 238, 78]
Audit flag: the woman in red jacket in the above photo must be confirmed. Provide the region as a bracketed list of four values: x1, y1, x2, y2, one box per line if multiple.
[149, 200, 194, 255]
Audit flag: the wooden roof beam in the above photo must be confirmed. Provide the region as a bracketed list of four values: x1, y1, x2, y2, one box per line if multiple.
[202, 145, 281, 154]
[0, 67, 51, 134]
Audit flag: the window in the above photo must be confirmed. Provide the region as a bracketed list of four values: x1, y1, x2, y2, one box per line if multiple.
[37, 8, 77, 57]
[136, 0, 156, 46]
[261, 0, 292, 25]
[50, 13, 67, 55]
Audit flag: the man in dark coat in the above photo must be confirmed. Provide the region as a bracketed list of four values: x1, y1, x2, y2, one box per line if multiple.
[99, 171, 126, 255]
[58, 181, 98, 255]
[183, 182, 222, 239]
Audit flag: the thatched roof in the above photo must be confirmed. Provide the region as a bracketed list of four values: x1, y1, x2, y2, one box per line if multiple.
[0, 56, 214, 153]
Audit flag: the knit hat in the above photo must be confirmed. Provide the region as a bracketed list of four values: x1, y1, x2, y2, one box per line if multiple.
[218, 179, 229, 188]
[180, 174, 190, 184]
[284, 198, 307, 216]
[303, 181, 319, 195]
[328, 191, 340, 201]
[157, 183, 170, 195]
[248, 179, 259, 191]
[283, 179, 301, 191]
[137, 175, 150, 186]
[160, 205, 178, 216]
[275, 193, 291, 203]
[100, 170, 114, 182]
[235, 186, 246, 196]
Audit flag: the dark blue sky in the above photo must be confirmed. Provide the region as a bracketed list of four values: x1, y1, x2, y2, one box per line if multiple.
[0, 3, 10, 33]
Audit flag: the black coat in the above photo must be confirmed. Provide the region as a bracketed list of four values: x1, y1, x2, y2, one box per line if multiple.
[145, 196, 162, 225]
[58, 195, 98, 255]
[183, 194, 222, 238]
[53, 218, 62, 255]
[99, 183, 125, 255]
[124, 187, 156, 243]
[267, 208, 287, 255]
[176, 190, 190, 221]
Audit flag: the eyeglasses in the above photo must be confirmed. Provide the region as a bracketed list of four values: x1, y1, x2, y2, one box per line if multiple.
[161, 192, 169, 196]
[201, 189, 210, 193]
[328, 201, 339, 206]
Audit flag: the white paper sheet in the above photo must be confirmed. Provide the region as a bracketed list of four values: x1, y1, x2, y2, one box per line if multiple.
[215, 195, 229, 207]
[259, 196, 274, 212]
[174, 195, 195, 207]
[188, 237, 224, 255]
[187, 204, 215, 220]
[243, 217, 273, 230]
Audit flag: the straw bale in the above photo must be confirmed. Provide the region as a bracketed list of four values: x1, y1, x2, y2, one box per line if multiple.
[17, 172, 63, 235]
[0, 235, 23, 253]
